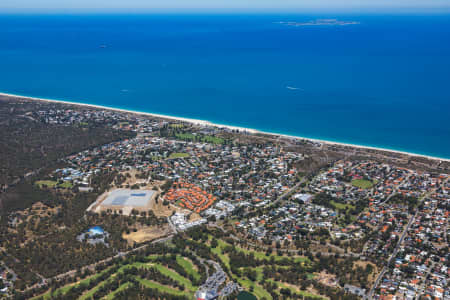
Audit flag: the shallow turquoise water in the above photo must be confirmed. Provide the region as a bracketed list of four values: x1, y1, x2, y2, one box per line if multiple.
[0, 14, 449, 158]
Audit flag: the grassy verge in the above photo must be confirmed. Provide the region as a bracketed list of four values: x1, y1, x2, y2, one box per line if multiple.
[168, 152, 190, 159]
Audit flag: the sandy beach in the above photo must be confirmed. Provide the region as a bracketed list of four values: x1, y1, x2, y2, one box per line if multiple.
[1, 91, 449, 163]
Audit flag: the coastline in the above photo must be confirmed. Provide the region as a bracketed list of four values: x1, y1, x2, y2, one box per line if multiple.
[1, 91, 449, 163]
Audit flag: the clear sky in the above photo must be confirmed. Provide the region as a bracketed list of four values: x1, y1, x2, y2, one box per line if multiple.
[1, 0, 449, 13]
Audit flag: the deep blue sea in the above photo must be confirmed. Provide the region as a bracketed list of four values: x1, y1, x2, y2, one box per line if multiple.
[0, 14, 449, 158]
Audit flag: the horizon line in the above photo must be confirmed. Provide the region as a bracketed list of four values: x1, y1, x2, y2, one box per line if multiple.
[1, 7, 450, 15]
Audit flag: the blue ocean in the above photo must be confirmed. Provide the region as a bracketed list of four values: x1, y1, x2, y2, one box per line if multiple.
[0, 14, 449, 158]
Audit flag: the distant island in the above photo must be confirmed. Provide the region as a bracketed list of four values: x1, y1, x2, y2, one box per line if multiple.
[276, 19, 360, 27]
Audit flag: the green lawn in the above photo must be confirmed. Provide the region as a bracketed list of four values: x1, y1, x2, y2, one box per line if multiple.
[210, 239, 231, 268]
[137, 278, 186, 296]
[210, 235, 309, 267]
[175, 133, 196, 139]
[250, 266, 265, 281]
[79, 277, 111, 300]
[35, 239, 316, 300]
[151, 263, 195, 291]
[201, 136, 224, 144]
[59, 181, 73, 188]
[116, 260, 157, 273]
[78, 263, 147, 300]
[176, 255, 201, 281]
[115, 257, 197, 291]
[175, 133, 224, 144]
[35, 180, 58, 188]
[106, 282, 131, 299]
[351, 179, 374, 189]
[208, 235, 316, 300]
[238, 278, 272, 300]
[168, 152, 190, 159]
[331, 200, 355, 210]
[80, 262, 192, 300]
[35, 256, 196, 300]
[35, 180, 72, 189]
[33, 266, 114, 299]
